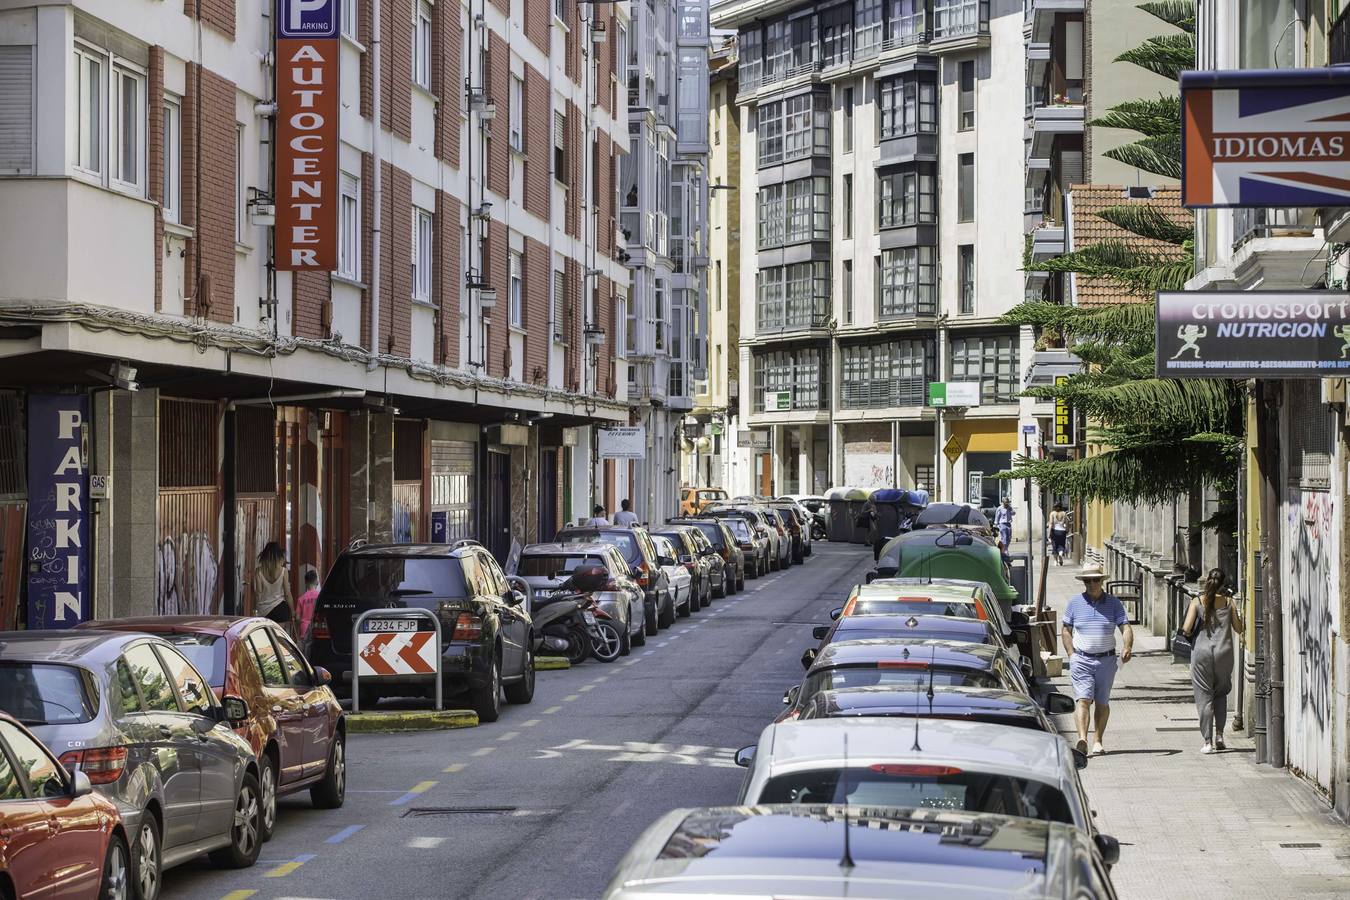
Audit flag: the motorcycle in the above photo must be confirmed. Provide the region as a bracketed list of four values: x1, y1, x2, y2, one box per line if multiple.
[529, 565, 623, 665]
[810, 516, 827, 541]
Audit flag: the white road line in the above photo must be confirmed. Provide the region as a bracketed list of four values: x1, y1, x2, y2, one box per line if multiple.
[498, 731, 520, 741]
[409, 837, 446, 849]
[471, 747, 494, 757]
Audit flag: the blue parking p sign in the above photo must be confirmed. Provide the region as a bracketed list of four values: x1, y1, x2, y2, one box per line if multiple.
[278, 0, 339, 38]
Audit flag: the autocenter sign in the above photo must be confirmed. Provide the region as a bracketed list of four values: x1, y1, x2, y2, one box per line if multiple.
[1156, 291, 1350, 378]
[1181, 68, 1350, 208]
[276, 0, 340, 269]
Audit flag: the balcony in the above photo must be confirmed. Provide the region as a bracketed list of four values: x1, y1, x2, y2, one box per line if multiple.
[1029, 103, 1085, 157]
[1028, 0, 1084, 42]
[1030, 222, 1066, 262]
[737, 59, 822, 101]
[1231, 207, 1325, 290]
[931, 0, 990, 50]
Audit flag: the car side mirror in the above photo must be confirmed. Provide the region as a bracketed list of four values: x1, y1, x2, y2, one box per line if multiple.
[800, 648, 817, 670]
[658, 555, 676, 567]
[864, 571, 877, 584]
[221, 695, 250, 726]
[782, 685, 800, 706]
[829, 606, 843, 621]
[1093, 833, 1120, 866]
[1072, 747, 1089, 770]
[510, 590, 527, 607]
[313, 666, 333, 686]
[69, 768, 93, 798]
[1044, 691, 1076, 715]
[1011, 610, 1031, 628]
[734, 745, 756, 768]
[875, 566, 898, 578]
[811, 625, 829, 640]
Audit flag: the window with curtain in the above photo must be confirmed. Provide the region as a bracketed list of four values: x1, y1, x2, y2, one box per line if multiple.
[842, 339, 932, 408]
[878, 75, 936, 140]
[886, 0, 926, 44]
[855, 0, 883, 57]
[877, 163, 936, 229]
[740, 26, 763, 86]
[758, 94, 829, 167]
[757, 262, 829, 331]
[820, 3, 853, 67]
[950, 333, 1020, 403]
[877, 246, 936, 318]
[959, 245, 975, 315]
[753, 348, 827, 411]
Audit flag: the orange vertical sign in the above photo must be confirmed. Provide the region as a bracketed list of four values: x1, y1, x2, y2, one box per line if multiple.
[275, 34, 339, 270]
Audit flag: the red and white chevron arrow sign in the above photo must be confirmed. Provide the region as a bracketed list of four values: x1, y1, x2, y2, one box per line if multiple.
[356, 631, 438, 677]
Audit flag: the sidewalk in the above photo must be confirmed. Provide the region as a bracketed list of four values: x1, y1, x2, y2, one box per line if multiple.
[1041, 560, 1350, 898]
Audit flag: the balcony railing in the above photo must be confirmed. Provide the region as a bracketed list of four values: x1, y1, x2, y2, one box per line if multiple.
[1332, 6, 1349, 63]
[1232, 207, 1317, 249]
[933, 0, 990, 40]
[739, 59, 822, 94]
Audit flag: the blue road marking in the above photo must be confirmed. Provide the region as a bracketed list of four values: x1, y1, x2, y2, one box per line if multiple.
[325, 825, 366, 844]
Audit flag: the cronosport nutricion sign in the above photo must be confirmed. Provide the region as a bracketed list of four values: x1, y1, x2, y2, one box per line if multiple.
[1156, 291, 1350, 378]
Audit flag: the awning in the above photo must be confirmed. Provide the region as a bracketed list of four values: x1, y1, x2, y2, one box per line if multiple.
[1023, 349, 1083, 389]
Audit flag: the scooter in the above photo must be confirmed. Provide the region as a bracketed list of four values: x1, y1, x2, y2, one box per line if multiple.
[530, 564, 614, 666]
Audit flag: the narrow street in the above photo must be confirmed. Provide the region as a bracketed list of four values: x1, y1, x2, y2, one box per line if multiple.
[164, 544, 871, 900]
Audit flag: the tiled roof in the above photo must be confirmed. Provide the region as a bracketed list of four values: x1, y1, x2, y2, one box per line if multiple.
[1067, 185, 1191, 308]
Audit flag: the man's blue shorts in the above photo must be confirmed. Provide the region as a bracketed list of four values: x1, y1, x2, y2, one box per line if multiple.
[1069, 652, 1118, 704]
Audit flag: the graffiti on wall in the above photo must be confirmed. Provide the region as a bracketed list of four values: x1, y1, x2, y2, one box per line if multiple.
[156, 532, 219, 616]
[1287, 491, 1334, 733]
[844, 452, 894, 491]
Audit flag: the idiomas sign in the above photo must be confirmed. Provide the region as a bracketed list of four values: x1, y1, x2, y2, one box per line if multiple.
[1156, 291, 1350, 379]
[1181, 68, 1350, 208]
[27, 395, 91, 628]
[276, 0, 340, 270]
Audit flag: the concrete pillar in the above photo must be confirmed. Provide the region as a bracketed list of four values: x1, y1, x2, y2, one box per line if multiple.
[347, 411, 370, 543]
[91, 389, 113, 621]
[111, 388, 159, 619]
[367, 412, 395, 543]
[798, 425, 812, 496]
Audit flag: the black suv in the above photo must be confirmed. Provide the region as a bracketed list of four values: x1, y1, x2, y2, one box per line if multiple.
[309, 541, 534, 722]
[556, 526, 674, 632]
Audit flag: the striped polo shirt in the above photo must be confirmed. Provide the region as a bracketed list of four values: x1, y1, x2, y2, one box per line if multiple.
[1063, 592, 1128, 653]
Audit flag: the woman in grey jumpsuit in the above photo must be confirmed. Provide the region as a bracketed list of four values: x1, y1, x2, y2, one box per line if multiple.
[1182, 569, 1244, 753]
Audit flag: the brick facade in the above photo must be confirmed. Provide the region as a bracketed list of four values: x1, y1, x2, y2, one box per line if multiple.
[437, 192, 462, 368]
[486, 219, 509, 377]
[564, 0, 580, 83]
[563, 256, 581, 391]
[524, 236, 549, 385]
[361, 151, 374, 348]
[381, 162, 413, 357]
[148, 46, 164, 313]
[383, 0, 414, 141]
[565, 101, 580, 238]
[523, 64, 550, 220]
[184, 0, 234, 40]
[596, 274, 613, 396]
[524, 0, 550, 54]
[183, 64, 236, 325]
[596, 131, 612, 257]
[360, 0, 373, 119]
[486, 32, 510, 198]
[433, 0, 463, 169]
[294, 272, 331, 339]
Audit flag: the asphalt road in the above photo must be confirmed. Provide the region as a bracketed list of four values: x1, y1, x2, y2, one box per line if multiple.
[163, 541, 874, 900]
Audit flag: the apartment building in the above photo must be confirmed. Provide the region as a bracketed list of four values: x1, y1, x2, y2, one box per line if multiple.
[710, 0, 1037, 530]
[0, 0, 635, 627]
[617, 0, 710, 519]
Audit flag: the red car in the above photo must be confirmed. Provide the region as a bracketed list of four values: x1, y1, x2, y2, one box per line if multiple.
[83, 617, 346, 842]
[0, 712, 127, 899]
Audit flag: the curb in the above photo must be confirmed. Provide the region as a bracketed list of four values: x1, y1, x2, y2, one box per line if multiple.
[537, 656, 572, 671]
[346, 709, 479, 733]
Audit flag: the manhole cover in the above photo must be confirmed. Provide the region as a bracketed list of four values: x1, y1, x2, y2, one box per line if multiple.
[1280, 842, 1323, 849]
[402, 806, 518, 817]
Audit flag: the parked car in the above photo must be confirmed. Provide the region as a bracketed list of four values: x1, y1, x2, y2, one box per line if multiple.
[0, 711, 128, 900]
[308, 541, 534, 722]
[603, 804, 1119, 899]
[872, 528, 1019, 609]
[666, 517, 744, 593]
[517, 543, 645, 653]
[706, 506, 782, 571]
[0, 630, 264, 900]
[797, 685, 1075, 732]
[557, 526, 674, 631]
[913, 502, 993, 533]
[699, 512, 768, 578]
[678, 486, 727, 515]
[80, 615, 348, 842]
[679, 521, 732, 598]
[767, 501, 808, 562]
[652, 525, 715, 610]
[650, 534, 695, 617]
[805, 613, 1005, 669]
[733, 718, 1114, 864]
[778, 638, 1029, 722]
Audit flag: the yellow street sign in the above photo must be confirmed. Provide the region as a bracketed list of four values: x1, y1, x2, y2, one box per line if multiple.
[943, 434, 964, 465]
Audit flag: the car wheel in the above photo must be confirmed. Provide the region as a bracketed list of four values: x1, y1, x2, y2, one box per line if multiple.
[714, 570, 727, 599]
[131, 812, 161, 900]
[738, 571, 746, 591]
[591, 621, 623, 662]
[257, 751, 278, 843]
[678, 590, 692, 616]
[565, 626, 592, 665]
[505, 646, 536, 703]
[644, 604, 659, 636]
[208, 770, 263, 869]
[471, 654, 503, 723]
[310, 732, 346, 809]
[618, 623, 632, 656]
[659, 595, 676, 628]
[99, 830, 131, 900]
[632, 622, 646, 646]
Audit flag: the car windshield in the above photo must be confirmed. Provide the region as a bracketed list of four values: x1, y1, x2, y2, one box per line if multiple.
[758, 767, 1072, 824]
[563, 531, 640, 564]
[321, 556, 468, 601]
[652, 535, 677, 559]
[722, 519, 752, 540]
[804, 666, 1000, 699]
[518, 554, 608, 579]
[851, 600, 980, 618]
[0, 663, 96, 725]
[835, 626, 990, 645]
[688, 522, 724, 547]
[160, 633, 227, 689]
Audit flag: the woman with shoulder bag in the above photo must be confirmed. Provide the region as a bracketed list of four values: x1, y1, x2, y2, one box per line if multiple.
[1181, 568, 1243, 753]
[253, 541, 295, 633]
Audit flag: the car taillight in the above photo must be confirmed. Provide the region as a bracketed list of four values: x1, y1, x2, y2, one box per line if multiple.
[635, 563, 650, 588]
[739, 542, 753, 550]
[311, 618, 330, 640]
[684, 562, 697, 573]
[451, 612, 483, 641]
[604, 579, 620, 591]
[870, 764, 962, 777]
[60, 746, 128, 785]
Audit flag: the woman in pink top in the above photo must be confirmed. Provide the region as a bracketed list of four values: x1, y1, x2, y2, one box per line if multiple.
[296, 570, 320, 639]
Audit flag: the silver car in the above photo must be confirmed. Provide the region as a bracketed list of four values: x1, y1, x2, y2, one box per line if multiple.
[0, 630, 265, 900]
[517, 543, 646, 653]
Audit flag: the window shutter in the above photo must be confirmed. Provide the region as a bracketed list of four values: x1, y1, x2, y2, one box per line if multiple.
[1061, 150, 1084, 190]
[0, 46, 33, 173]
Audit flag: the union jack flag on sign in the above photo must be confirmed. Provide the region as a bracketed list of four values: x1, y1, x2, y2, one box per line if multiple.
[1181, 68, 1350, 209]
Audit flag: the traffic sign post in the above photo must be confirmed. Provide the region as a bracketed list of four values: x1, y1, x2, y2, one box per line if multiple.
[351, 608, 443, 713]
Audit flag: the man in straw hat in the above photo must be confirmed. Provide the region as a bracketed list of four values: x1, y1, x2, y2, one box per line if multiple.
[1061, 564, 1134, 756]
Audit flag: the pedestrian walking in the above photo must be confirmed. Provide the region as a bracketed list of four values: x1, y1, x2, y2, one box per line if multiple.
[296, 570, 320, 641]
[1181, 568, 1243, 753]
[994, 497, 1014, 548]
[1049, 504, 1069, 565]
[586, 505, 610, 526]
[253, 541, 294, 630]
[1061, 564, 1134, 757]
[613, 499, 640, 527]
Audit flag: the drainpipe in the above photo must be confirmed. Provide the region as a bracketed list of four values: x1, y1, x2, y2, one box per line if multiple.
[1258, 379, 1285, 768]
[368, 0, 383, 367]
